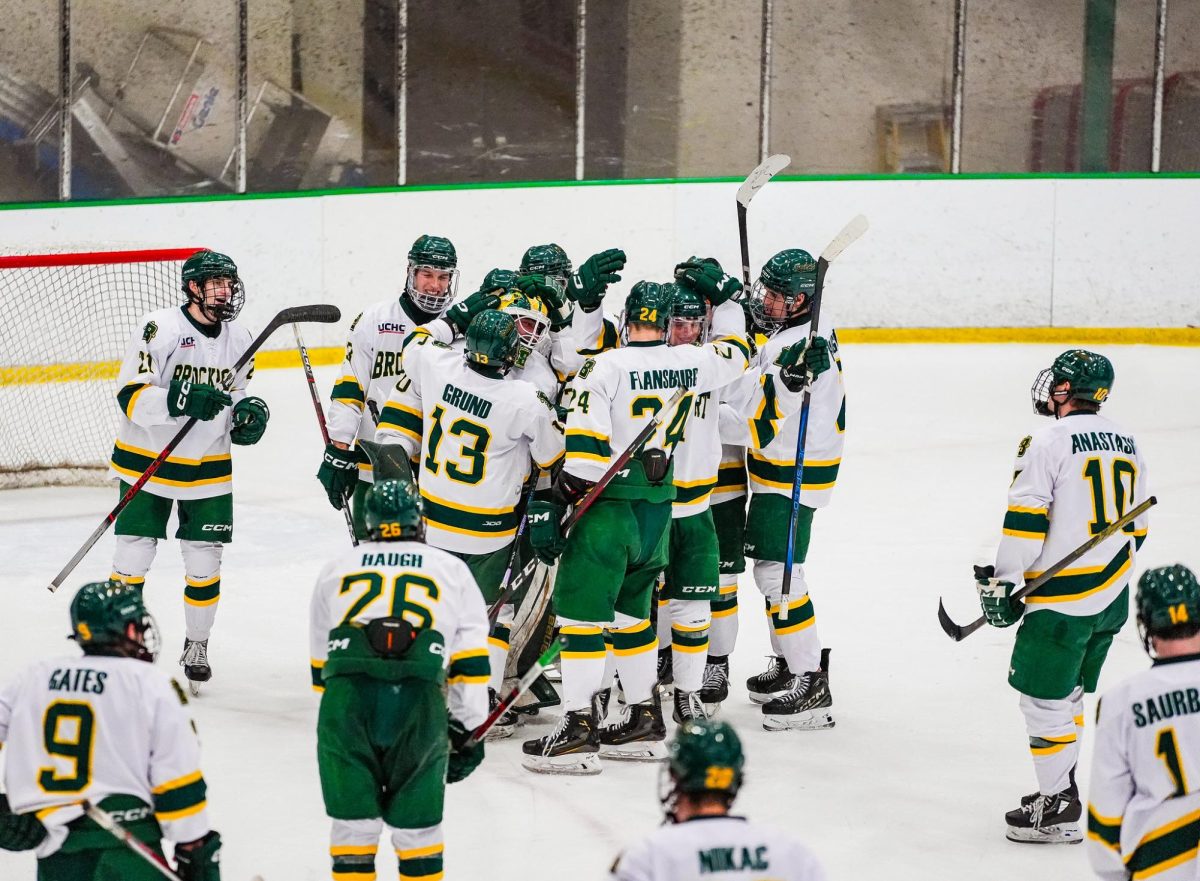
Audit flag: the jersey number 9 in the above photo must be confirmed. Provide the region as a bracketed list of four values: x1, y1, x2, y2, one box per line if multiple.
[38, 701, 95, 793]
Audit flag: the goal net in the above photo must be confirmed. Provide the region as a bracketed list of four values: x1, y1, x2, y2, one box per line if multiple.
[0, 247, 202, 488]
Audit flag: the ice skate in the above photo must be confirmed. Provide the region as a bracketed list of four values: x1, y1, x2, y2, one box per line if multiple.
[600, 697, 667, 761]
[1005, 788, 1083, 844]
[521, 708, 601, 775]
[485, 688, 520, 740]
[746, 655, 790, 704]
[698, 655, 729, 715]
[180, 638, 211, 696]
[672, 689, 707, 724]
[762, 649, 833, 731]
[1020, 769, 1078, 808]
[656, 647, 673, 696]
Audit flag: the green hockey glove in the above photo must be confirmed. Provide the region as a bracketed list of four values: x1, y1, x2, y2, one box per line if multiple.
[516, 274, 571, 331]
[174, 830, 222, 881]
[0, 794, 46, 851]
[443, 289, 500, 336]
[446, 717, 485, 784]
[975, 565, 1024, 628]
[775, 337, 830, 392]
[528, 499, 567, 564]
[674, 256, 743, 306]
[230, 396, 269, 446]
[568, 248, 626, 313]
[167, 379, 232, 421]
[317, 442, 359, 510]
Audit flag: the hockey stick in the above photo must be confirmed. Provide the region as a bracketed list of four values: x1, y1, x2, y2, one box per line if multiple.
[83, 801, 182, 881]
[486, 469, 541, 625]
[737, 154, 791, 287]
[48, 304, 342, 593]
[467, 635, 566, 747]
[486, 385, 690, 620]
[937, 495, 1157, 642]
[294, 323, 357, 546]
[778, 215, 869, 614]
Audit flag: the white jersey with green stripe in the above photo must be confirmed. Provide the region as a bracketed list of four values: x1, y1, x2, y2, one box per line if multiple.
[328, 297, 436, 480]
[610, 814, 827, 881]
[0, 654, 210, 856]
[108, 306, 252, 500]
[711, 440, 747, 507]
[376, 337, 563, 554]
[308, 539, 491, 728]
[1087, 655, 1200, 881]
[993, 412, 1150, 617]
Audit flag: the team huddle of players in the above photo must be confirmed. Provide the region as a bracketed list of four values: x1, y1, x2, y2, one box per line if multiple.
[0, 238, 1191, 881]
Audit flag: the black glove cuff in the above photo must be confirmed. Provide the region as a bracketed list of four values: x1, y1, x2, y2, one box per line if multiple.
[552, 471, 595, 507]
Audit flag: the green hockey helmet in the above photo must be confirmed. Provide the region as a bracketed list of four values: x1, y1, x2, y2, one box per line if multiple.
[659, 719, 744, 820]
[406, 235, 459, 314]
[747, 248, 817, 335]
[519, 244, 572, 288]
[1031, 349, 1115, 416]
[498, 289, 550, 368]
[480, 267, 521, 294]
[1136, 565, 1200, 653]
[465, 309, 519, 375]
[180, 249, 244, 322]
[364, 479, 425, 542]
[70, 580, 160, 662]
[668, 283, 709, 347]
[621, 281, 673, 342]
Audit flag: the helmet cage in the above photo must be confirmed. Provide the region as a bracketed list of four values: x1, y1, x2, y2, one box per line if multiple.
[407, 263, 460, 314]
[745, 278, 799, 335]
[188, 275, 245, 323]
[1031, 367, 1057, 416]
[500, 294, 551, 368]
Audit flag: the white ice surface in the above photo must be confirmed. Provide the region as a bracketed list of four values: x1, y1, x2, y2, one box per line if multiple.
[2, 343, 1198, 880]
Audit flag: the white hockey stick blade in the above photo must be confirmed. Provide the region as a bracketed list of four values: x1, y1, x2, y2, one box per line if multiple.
[820, 214, 869, 263]
[736, 154, 791, 207]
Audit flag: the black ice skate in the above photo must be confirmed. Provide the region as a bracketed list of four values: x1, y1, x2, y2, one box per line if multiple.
[521, 707, 601, 775]
[672, 689, 707, 724]
[699, 655, 729, 715]
[746, 655, 791, 704]
[485, 688, 520, 740]
[761, 649, 834, 731]
[599, 696, 667, 761]
[1020, 768, 1079, 808]
[656, 648, 673, 696]
[1005, 788, 1083, 844]
[180, 639, 211, 696]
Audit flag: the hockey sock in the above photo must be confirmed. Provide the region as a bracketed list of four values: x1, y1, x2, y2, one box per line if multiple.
[754, 559, 820, 673]
[487, 622, 511, 692]
[610, 616, 659, 705]
[669, 599, 711, 693]
[654, 589, 671, 649]
[1070, 685, 1086, 749]
[708, 575, 740, 656]
[330, 818, 382, 881]
[181, 540, 223, 642]
[391, 825, 443, 881]
[1020, 692, 1079, 795]
[559, 623, 607, 712]
[111, 534, 158, 590]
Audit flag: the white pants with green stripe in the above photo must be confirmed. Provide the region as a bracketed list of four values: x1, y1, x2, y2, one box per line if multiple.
[112, 535, 223, 642]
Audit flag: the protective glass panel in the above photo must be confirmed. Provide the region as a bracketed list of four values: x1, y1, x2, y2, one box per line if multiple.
[1163, 2, 1200, 171]
[0, 1, 62, 202]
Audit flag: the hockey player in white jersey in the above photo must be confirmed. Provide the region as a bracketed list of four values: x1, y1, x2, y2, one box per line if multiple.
[609, 719, 826, 880]
[374, 310, 563, 727]
[108, 249, 269, 692]
[975, 350, 1150, 843]
[1088, 565, 1200, 880]
[310, 479, 490, 881]
[0, 580, 220, 880]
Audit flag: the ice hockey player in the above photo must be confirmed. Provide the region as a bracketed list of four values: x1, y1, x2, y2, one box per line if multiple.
[319, 234, 477, 534]
[608, 719, 827, 880]
[108, 248, 268, 692]
[0, 580, 221, 880]
[519, 243, 626, 366]
[374, 310, 563, 735]
[1088, 565, 1200, 879]
[310, 479, 491, 881]
[975, 349, 1150, 843]
[521, 281, 753, 774]
[718, 250, 843, 730]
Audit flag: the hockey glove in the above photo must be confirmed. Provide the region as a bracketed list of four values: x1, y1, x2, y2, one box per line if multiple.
[446, 717, 485, 784]
[443, 289, 501, 336]
[230, 396, 269, 446]
[0, 794, 47, 851]
[167, 380, 232, 421]
[515, 274, 571, 332]
[975, 565, 1024, 628]
[317, 442, 359, 510]
[527, 499, 568, 565]
[568, 248, 626, 313]
[775, 337, 830, 392]
[674, 256, 743, 306]
[174, 830, 222, 881]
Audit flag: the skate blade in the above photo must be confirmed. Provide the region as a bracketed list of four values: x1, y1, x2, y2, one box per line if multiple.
[762, 710, 835, 731]
[484, 723, 518, 741]
[600, 740, 668, 761]
[748, 690, 786, 705]
[702, 702, 723, 718]
[188, 680, 202, 698]
[521, 751, 602, 775]
[1005, 823, 1082, 844]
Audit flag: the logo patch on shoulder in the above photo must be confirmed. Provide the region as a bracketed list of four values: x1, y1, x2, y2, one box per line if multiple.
[142, 321, 158, 343]
[1016, 435, 1032, 458]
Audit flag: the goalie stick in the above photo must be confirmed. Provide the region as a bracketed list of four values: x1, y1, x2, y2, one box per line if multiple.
[48, 304, 342, 593]
[486, 470, 540, 625]
[778, 216, 869, 612]
[937, 495, 1157, 642]
[737, 154, 791, 287]
[466, 635, 565, 747]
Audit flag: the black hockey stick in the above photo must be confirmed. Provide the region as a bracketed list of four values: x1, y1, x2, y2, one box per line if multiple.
[294, 322, 358, 546]
[486, 469, 541, 626]
[737, 154, 791, 287]
[48, 304, 342, 593]
[467, 635, 566, 747]
[937, 495, 1157, 642]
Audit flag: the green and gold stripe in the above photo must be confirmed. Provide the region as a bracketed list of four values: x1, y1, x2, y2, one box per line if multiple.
[1127, 808, 1200, 879]
[672, 623, 710, 654]
[378, 402, 423, 441]
[1029, 733, 1076, 756]
[397, 843, 444, 881]
[1003, 506, 1050, 539]
[448, 647, 490, 685]
[331, 374, 366, 409]
[1025, 544, 1132, 605]
[421, 492, 519, 539]
[1087, 805, 1122, 853]
[110, 440, 231, 488]
[748, 452, 840, 492]
[565, 429, 611, 462]
[768, 594, 816, 636]
[310, 658, 325, 692]
[674, 477, 717, 507]
[183, 573, 220, 607]
[332, 843, 378, 880]
[561, 625, 606, 660]
[152, 770, 207, 821]
[610, 619, 658, 656]
[116, 382, 150, 419]
[713, 334, 751, 362]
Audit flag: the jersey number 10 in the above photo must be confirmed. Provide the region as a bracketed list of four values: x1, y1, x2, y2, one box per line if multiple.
[1082, 457, 1138, 537]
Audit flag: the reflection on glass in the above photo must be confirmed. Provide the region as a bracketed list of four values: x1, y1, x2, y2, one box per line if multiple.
[0, 2, 62, 202]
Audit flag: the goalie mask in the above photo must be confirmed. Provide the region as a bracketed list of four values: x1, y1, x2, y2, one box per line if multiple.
[406, 234, 459, 315]
[498, 289, 551, 368]
[1031, 349, 1115, 417]
[70, 580, 160, 663]
[668, 284, 709, 347]
[181, 249, 244, 322]
[746, 248, 817, 335]
[519, 243, 572, 292]
[658, 719, 744, 822]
